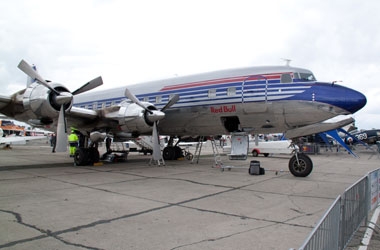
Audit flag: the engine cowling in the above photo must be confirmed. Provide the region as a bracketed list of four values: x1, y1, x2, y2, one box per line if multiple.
[117, 101, 157, 134]
[102, 100, 163, 136]
[21, 82, 73, 124]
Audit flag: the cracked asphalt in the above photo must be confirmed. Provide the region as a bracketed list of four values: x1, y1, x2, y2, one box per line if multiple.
[0, 141, 379, 250]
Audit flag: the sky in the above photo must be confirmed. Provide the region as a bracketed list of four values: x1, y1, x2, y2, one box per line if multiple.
[1, 0, 379, 130]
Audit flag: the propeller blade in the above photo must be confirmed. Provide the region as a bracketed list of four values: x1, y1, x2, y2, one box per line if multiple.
[151, 122, 162, 161]
[161, 94, 179, 111]
[18, 60, 60, 95]
[55, 92, 73, 106]
[124, 88, 153, 114]
[55, 105, 68, 152]
[72, 76, 103, 95]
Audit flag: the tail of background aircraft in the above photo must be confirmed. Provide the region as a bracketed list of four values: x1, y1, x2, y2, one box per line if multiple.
[26, 64, 37, 87]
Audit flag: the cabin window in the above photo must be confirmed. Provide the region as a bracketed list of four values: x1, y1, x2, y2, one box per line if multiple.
[280, 73, 292, 83]
[227, 87, 236, 96]
[208, 89, 216, 98]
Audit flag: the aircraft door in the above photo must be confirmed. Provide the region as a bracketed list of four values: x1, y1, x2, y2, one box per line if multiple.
[241, 75, 268, 112]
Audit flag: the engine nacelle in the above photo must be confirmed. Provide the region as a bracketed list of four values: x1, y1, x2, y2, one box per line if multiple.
[22, 82, 73, 125]
[104, 100, 157, 135]
[118, 101, 156, 134]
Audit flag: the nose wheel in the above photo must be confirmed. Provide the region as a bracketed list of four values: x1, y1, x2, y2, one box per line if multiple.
[288, 153, 313, 177]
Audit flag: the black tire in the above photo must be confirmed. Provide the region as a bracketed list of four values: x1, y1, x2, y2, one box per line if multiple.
[252, 150, 259, 157]
[163, 147, 175, 160]
[74, 148, 89, 166]
[263, 153, 269, 157]
[88, 148, 100, 164]
[186, 153, 193, 160]
[174, 146, 183, 159]
[288, 153, 313, 177]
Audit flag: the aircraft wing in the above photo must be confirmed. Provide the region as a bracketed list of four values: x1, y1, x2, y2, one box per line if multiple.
[68, 106, 99, 120]
[284, 117, 355, 139]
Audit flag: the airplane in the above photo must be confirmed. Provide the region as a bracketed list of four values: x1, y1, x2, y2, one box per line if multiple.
[0, 59, 367, 177]
[345, 129, 380, 145]
[0, 128, 46, 146]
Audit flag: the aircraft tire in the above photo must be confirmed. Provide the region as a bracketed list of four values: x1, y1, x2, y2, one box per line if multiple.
[88, 148, 100, 164]
[74, 148, 89, 166]
[163, 147, 175, 160]
[174, 146, 183, 159]
[252, 150, 259, 157]
[288, 153, 313, 177]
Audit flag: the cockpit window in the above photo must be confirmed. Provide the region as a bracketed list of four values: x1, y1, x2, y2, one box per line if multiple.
[299, 73, 316, 81]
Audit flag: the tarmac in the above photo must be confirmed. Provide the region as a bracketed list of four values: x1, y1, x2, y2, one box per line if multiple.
[0, 139, 379, 250]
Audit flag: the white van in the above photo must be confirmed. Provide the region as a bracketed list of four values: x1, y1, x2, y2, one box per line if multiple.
[251, 140, 296, 157]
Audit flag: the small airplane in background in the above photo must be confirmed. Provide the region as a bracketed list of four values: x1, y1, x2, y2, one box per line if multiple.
[345, 129, 380, 145]
[0, 128, 46, 146]
[0, 59, 367, 177]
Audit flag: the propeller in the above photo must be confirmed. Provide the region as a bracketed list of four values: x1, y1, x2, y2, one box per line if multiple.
[124, 88, 179, 161]
[18, 59, 103, 152]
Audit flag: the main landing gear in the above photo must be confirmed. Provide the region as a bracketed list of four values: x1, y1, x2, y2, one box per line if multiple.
[74, 147, 100, 166]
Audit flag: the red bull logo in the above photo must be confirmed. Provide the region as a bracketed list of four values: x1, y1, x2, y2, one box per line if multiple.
[210, 105, 236, 113]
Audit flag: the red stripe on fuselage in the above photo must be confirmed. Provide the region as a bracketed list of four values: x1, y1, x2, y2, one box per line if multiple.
[160, 72, 291, 91]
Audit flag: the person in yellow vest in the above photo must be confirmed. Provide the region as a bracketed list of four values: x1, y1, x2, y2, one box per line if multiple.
[68, 130, 79, 157]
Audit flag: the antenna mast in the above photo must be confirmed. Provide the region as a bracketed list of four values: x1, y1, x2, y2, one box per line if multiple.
[281, 58, 291, 66]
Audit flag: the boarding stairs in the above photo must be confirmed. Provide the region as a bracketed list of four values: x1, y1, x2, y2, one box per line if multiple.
[133, 136, 154, 152]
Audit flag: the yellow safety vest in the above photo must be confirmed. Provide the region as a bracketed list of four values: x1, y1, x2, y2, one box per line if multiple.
[68, 133, 78, 142]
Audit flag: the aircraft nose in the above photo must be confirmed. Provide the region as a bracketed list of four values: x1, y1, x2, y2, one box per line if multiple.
[313, 82, 367, 114]
[343, 87, 367, 114]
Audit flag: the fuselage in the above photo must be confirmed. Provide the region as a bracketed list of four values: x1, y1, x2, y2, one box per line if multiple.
[73, 65, 367, 137]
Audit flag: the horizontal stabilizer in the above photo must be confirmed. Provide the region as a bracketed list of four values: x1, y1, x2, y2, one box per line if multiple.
[284, 117, 355, 139]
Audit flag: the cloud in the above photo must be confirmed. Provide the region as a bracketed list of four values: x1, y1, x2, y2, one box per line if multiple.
[1, 0, 379, 129]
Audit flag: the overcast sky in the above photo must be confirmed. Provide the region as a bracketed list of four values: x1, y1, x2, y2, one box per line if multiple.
[1, 0, 379, 130]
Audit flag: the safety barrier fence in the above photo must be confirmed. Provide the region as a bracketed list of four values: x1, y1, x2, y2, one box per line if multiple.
[297, 168, 380, 250]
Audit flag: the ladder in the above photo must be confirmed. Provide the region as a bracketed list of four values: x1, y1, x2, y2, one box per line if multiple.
[192, 136, 204, 164]
[210, 137, 223, 168]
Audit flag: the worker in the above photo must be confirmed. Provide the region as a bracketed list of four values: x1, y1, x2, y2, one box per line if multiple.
[68, 130, 79, 157]
[51, 133, 56, 153]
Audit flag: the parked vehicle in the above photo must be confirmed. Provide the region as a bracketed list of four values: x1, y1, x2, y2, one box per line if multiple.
[251, 140, 297, 157]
